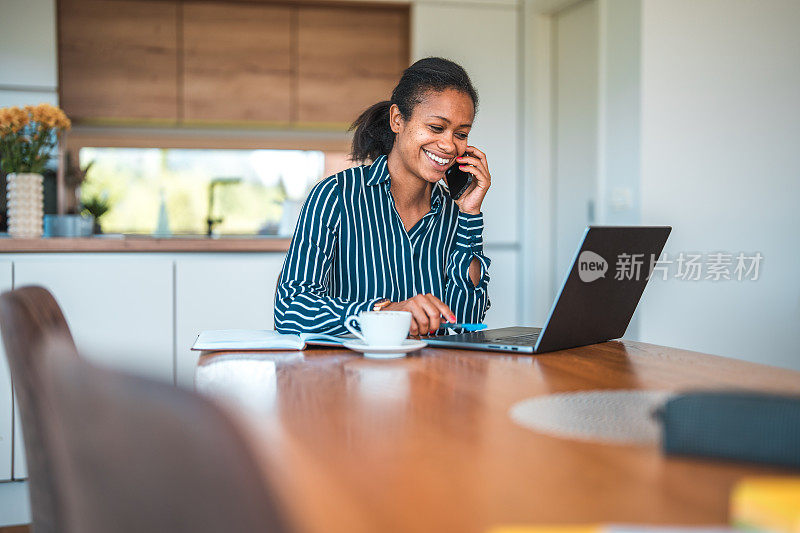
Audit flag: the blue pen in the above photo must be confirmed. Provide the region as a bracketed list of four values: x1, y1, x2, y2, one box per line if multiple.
[417, 323, 487, 337]
[446, 323, 487, 332]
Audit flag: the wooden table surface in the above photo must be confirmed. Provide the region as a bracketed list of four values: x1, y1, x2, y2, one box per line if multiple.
[195, 340, 800, 533]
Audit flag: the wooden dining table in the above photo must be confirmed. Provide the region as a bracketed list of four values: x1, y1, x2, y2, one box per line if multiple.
[195, 340, 800, 533]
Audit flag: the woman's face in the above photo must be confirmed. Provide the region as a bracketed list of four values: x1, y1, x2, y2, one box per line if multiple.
[389, 88, 474, 184]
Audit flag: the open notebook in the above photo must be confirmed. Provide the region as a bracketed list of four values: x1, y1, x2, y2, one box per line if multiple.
[191, 329, 354, 351]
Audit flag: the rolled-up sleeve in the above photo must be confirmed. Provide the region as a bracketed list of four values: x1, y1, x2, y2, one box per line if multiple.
[274, 177, 383, 335]
[444, 211, 491, 324]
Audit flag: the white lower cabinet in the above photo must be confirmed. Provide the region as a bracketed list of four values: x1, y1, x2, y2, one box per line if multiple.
[0, 261, 13, 480]
[175, 255, 286, 388]
[13, 257, 174, 381]
[12, 256, 174, 480]
[4, 253, 288, 481]
[12, 397, 24, 480]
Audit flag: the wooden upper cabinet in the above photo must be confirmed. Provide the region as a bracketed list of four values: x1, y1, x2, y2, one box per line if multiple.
[57, 1, 409, 127]
[297, 6, 409, 125]
[58, 0, 179, 121]
[182, 3, 292, 123]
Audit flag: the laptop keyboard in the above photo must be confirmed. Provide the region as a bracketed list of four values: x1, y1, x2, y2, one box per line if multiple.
[491, 333, 540, 346]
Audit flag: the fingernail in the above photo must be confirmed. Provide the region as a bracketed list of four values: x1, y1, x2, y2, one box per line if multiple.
[450, 315, 456, 322]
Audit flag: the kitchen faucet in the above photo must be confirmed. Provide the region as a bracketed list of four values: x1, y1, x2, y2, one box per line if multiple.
[206, 177, 242, 236]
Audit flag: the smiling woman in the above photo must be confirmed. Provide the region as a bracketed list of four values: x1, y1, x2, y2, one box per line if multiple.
[275, 57, 492, 337]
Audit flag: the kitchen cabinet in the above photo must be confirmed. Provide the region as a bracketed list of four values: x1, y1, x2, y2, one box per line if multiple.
[182, 2, 293, 123]
[13, 257, 174, 381]
[4, 251, 288, 480]
[12, 256, 173, 478]
[297, 5, 409, 124]
[0, 261, 12, 481]
[13, 401, 25, 480]
[58, 0, 179, 121]
[174, 255, 285, 388]
[57, 0, 409, 126]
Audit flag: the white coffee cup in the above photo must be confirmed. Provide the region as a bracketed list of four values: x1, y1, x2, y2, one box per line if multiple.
[344, 311, 412, 346]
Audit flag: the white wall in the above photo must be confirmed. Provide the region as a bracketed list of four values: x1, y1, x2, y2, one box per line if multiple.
[552, 0, 598, 283]
[595, 0, 643, 338]
[412, 1, 521, 247]
[0, 0, 58, 104]
[413, 1, 522, 327]
[596, 0, 640, 227]
[637, 0, 800, 370]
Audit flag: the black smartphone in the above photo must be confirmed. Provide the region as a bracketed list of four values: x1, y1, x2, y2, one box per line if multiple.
[445, 162, 473, 201]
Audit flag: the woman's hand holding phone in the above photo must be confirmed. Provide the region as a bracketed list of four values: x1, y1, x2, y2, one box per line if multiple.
[452, 145, 492, 215]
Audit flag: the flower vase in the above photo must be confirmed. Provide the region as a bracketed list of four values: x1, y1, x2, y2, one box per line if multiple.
[6, 173, 44, 238]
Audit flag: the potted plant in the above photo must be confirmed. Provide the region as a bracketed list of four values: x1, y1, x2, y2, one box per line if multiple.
[81, 192, 110, 234]
[0, 104, 71, 237]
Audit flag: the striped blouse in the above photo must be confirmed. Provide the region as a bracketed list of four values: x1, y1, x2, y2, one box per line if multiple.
[274, 154, 491, 335]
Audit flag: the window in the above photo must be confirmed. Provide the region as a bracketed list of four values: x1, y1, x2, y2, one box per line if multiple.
[78, 147, 349, 236]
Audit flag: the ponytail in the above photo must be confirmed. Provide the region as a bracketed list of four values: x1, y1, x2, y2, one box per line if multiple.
[349, 101, 394, 164]
[349, 57, 478, 164]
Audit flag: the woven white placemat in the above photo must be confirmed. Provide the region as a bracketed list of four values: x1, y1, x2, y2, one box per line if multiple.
[509, 390, 674, 446]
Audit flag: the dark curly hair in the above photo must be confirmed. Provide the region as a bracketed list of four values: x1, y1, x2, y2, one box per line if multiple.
[349, 57, 478, 163]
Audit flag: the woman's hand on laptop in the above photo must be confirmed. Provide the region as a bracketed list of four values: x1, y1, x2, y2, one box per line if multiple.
[384, 294, 456, 336]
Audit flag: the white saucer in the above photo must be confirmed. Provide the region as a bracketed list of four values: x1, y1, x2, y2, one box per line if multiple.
[343, 339, 427, 359]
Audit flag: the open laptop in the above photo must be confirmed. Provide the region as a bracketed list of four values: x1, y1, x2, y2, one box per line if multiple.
[425, 226, 671, 354]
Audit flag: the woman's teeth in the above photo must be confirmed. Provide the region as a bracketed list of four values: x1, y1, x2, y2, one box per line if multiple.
[424, 149, 451, 166]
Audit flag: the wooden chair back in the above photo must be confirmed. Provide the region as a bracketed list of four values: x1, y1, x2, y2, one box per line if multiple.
[0, 286, 77, 533]
[40, 337, 289, 533]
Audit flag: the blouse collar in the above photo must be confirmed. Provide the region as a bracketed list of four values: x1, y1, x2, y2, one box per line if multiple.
[365, 154, 445, 212]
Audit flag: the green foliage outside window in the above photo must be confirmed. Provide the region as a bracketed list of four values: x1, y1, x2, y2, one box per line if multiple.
[79, 148, 324, 235]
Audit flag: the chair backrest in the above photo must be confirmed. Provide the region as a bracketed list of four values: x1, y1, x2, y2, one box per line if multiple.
[0, 286, 78, 533]
[40, 337, 289, 533]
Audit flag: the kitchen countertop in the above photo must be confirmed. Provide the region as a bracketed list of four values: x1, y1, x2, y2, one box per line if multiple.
[0, 235, 292, 253]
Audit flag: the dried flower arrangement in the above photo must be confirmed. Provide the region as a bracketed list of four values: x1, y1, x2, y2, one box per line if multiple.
[0, 103, 71, 173]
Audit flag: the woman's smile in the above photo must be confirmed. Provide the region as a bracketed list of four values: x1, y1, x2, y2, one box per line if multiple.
[422, 148, 453, 171]
[389, 87, 475, 183]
